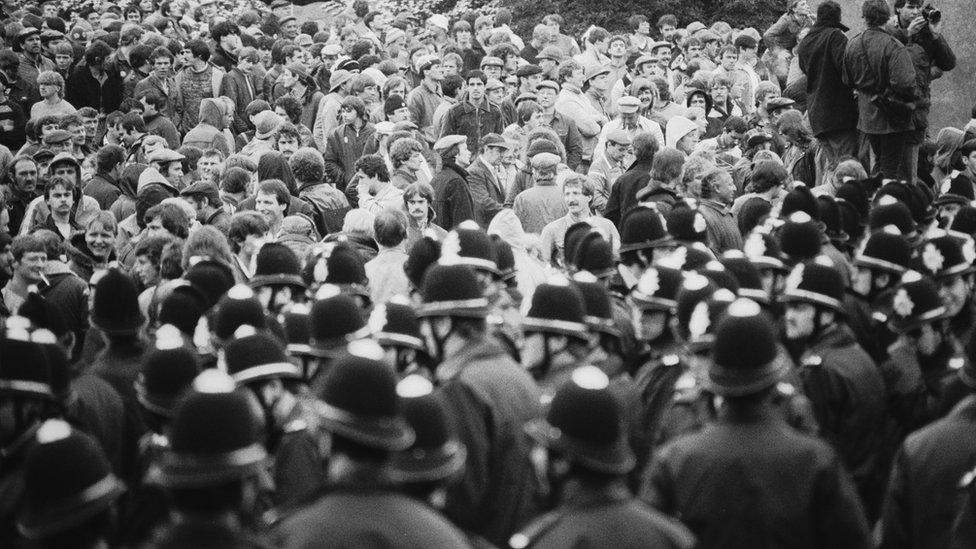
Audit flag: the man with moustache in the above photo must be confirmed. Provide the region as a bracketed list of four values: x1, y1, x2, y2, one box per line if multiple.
[539, 176, 619, 267]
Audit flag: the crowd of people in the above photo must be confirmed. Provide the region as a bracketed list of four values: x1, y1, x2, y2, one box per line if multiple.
[2, 0, 976, 546]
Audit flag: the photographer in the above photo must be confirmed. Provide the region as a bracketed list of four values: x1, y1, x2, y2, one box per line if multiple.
[888, 0, 956, 184]
[842, 0, 917, 182]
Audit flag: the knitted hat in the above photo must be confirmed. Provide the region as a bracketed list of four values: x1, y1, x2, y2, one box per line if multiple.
[253, 111, 282, 140]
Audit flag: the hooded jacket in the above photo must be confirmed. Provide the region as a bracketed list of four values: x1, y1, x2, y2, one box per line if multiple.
[182, 98, 231, 156]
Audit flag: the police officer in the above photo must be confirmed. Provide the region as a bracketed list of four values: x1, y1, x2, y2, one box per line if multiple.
[120, 324, 201, 547]
[153, 370, 270, 546]
[370, 295, 433, 377]
[882, 271, 971, 436]
[918, 232, 976, 367]
[417, 263, 542, 545]
[781, 256, 888, 519]
[521, 275, 592, 396]
[273, 340, 475, 547]
[512, 366, 696, 549]
[843, 226, 913, 362]
[306, 284, 371, 389]
[880, 340, 976, 549]
[642, 298, 872, 547]
[17, 419, 126, 548]
[616, 206, 676, 291]
[300, 241, 372, 308]
[225, 325, 324, 511]
[248, 242, 309, 315]
[0, 321, 53, 543]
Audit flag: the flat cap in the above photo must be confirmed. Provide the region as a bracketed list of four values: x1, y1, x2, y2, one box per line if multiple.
[606, 129, 632, 145]
[433, 135, 467, 152]
[617, 96, 641, 113]
[480, 56, 504, 68]
[537, 46, 564, 61]
[515, 64, 542, 78]
[485, 78, 505, 91]
[531, 152, 560, 169]
[584, 65, 611, 82]
[180, 180, 219, 197]
[536, 80, 559, 92]
[42, 130, 72, 144]
[148, 149, 186, 163]
[767, 97, 796, 111]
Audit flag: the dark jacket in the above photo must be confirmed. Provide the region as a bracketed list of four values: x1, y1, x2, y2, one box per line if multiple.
[887, 20, 956, 132]
[797, 22, 858, 136]
[604, 159, 653, 227]
[465, 156, 505, 227]
[547, 112, 584, 170]
[40, 261, 89, 340]
[209, 45, 238, 73]
[842, 26, 917, 134]
[514, 479, 695, 549]
[431, 161, 474, 230]
[274, 482, 475, 548]
[643, 406, 872, 548]
[880, 395, 976, 549]
[881, 337, 970, 435]
[219, 67, 258, 135]
[84, 172, 123, 210]
[435, 336, 542, 546]
[440, 98, 504, 157]
[798, 324, 889, 518]
[635, 182, 680, 216]
[323, 122, 376, 191]
[66, 63, 124, 115]
[0, 98, 26, 152]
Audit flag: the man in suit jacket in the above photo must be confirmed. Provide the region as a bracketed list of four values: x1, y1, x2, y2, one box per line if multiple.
[465, 133, 509, 227]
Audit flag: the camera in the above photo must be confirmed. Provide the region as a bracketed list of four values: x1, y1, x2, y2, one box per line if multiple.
[921, 4, 941, 25]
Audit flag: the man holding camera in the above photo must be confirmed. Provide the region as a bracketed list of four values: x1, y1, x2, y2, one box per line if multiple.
[888, 0, 956, 184]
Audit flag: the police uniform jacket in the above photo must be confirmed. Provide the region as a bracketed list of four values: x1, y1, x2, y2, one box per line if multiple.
[435, 336, 543, 546]
[798, 324, 888, 514]
[880, 395, 976, 549]
[642, 406, 872, 549]
[511, 479, 695, 549]
[275, 481, 475, 548]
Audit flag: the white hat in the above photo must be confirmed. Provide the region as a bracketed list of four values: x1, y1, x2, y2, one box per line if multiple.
[428, 14, 449, 32]
[665, 116, 698, 148]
